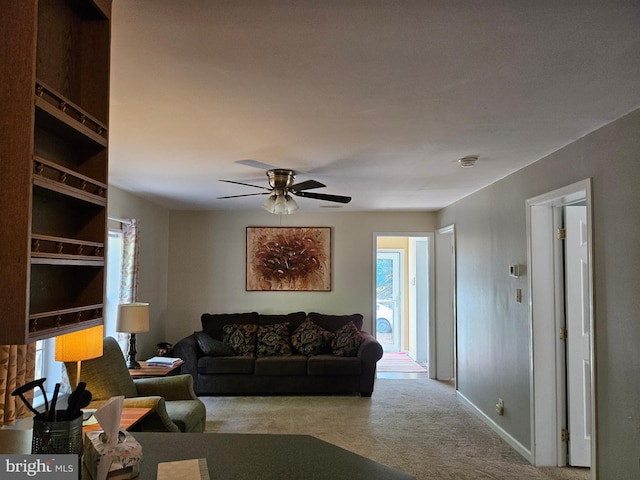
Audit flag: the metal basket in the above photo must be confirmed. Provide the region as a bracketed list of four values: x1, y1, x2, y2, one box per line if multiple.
[32, 411, 83, 454]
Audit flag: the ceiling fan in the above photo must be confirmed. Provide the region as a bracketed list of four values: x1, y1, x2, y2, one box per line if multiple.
[217, 168, 351, 214]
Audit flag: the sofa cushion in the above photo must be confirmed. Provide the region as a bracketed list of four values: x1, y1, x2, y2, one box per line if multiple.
[201, 312, 259, 340]
[254, 355, 308, 376]
[256, 323, 293, 357]
[198, 356, 255, 374]
[258, 312, 307, 334]
[331, 322, 364, 357]
[223, 323, 258, 356]
[307, 312, 364, 332]
[307, 355, 362, 376]
[291, 319, 334, 356]
[194, 331, 236, 357]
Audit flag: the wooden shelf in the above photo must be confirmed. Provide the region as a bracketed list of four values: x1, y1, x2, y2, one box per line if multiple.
[31, 234, 104, 265]
[28, 305, 103, 342]
[33, 156, 107, 206]
[35, 81, 108, 148]
[29, 264, 104, 318]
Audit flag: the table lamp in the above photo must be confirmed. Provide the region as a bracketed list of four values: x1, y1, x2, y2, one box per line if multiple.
[55, 325, 104, 384]
[116, 303, 150, 369]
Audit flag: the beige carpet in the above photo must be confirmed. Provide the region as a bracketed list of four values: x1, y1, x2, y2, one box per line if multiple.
[202, 377, 590, 480]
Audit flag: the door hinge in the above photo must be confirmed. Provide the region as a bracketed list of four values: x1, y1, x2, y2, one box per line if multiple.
[561, 428, 570, 442]
[559, 327, 568, 341]
[557, 228, 566, 240]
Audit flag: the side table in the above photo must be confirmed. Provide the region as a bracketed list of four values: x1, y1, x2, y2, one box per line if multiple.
[83, 407, 152, 432]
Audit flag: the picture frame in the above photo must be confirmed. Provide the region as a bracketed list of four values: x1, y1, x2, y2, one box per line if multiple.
[246, 227, 331, 291]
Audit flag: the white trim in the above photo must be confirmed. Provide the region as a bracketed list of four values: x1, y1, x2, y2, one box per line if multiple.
[457, 391, 533, 462]
[526, 179, 597, 478]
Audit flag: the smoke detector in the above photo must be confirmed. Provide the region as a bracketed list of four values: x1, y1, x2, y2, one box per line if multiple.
[458, 155, 478, 168]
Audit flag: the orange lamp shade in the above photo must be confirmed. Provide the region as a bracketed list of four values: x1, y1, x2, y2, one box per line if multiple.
[55, 325, 104, 362]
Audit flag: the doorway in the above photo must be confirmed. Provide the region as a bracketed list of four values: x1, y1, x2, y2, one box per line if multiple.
[374, 234, 433, 370]
[527, 179, 596, 477]
[376, 250, 403, 352]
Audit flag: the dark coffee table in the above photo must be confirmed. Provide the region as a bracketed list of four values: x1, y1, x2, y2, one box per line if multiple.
[134, 432, 414, 480]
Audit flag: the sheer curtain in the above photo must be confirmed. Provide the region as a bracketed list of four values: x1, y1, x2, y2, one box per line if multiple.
[119, 219, 140, 304]
[0, 344, 36, 426]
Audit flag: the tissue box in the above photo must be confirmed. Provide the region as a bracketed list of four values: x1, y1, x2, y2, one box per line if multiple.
[83, 431, 142, 480]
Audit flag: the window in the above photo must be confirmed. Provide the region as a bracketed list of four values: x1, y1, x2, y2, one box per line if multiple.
[33, 337, 62, 407]
[106, 229, 124, 338]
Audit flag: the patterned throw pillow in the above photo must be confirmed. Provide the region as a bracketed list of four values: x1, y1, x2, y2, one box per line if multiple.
[194, 331, 235, 357]
[256, 323, 293, 357]
[331, 321, 364, 357]
[222, 323, 258, 356]
[291, 319, 334, 356]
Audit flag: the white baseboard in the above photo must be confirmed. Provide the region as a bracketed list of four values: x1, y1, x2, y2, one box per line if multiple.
[457, 390, 533, 463]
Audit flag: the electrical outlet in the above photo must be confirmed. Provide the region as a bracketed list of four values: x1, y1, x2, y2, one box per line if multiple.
[496, 398, 505, 416]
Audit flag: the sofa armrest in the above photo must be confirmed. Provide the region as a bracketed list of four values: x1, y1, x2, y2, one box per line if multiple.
[357, 332, 383, 397]
[172, 334, 202, 378]
[134, 374, 199, 401]
[357, 332, 384, 363]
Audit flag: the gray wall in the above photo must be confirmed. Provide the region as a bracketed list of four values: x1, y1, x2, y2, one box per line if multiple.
[165, 211, 435, 343]
[107, 185, 171, 359]
[438, 107, 640, 478]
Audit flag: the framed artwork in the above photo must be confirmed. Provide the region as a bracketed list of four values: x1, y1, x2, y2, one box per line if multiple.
[246, 227, 331, 291]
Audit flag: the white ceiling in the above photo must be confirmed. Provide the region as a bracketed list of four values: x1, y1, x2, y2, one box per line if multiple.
[108, 0, 640, 212]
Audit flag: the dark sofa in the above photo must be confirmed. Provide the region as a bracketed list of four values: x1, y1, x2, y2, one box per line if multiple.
[173, 311, 384, 397]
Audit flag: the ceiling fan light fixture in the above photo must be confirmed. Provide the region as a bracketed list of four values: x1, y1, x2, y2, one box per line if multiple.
[262, 194, 277, 213]
[458, 155, 478, 168]
[283, 194, 299, 214]
[262, 192, 298, 215]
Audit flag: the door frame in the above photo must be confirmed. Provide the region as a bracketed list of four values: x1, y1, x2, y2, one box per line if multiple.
[372, 232, 434, 365]
[434, 225, 456, 382]
[526, 179, 597, 477]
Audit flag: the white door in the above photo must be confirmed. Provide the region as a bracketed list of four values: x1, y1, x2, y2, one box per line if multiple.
[434, 227, 455, 380]
[565, 205, 591, 467]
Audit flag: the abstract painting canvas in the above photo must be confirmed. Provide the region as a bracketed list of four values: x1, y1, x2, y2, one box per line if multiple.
[246, 227, 331, 291]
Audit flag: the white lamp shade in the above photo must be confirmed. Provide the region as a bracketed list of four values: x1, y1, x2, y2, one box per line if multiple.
[55, 325, 104, 362]
[116, 303, 150, 333]
[262, 194, 277, 213]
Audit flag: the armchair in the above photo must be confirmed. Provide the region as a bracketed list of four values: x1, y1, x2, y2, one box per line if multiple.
[65, 336, 206, 433]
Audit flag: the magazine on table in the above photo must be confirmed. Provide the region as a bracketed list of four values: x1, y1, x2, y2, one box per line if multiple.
[145, 356, 182, 367]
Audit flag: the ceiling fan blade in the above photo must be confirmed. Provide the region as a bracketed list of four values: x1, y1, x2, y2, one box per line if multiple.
[293, 190, 352, 204]
[236, 159, 282, 171]
[217, 192, 270, 199]
[220, 179, 271, 191]
[289, 179, 326, 191]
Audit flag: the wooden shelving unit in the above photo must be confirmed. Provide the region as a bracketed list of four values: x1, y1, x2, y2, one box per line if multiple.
[0, 0, 111, 344]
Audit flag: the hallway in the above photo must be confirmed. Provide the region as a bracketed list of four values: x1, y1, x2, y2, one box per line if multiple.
[377, 351, 427, 374]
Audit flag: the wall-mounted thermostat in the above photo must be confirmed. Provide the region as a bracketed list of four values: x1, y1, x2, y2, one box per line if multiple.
[509, 264, 520, 278]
